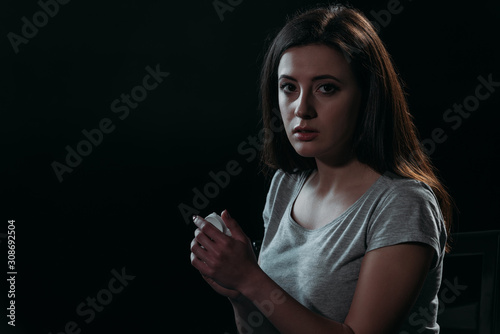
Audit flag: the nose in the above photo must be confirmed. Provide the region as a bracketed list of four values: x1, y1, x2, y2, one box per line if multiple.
[294, 90, 316, 119]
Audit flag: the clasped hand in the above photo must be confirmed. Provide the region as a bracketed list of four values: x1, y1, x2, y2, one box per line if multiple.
[190, 210, 259, 299]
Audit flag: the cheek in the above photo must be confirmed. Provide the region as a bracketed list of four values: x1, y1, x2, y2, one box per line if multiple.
[280, 112, 294, 136]
[327, 97, 359, 125]
[278, 96, 287, 115]
[278, 102, 293, 126]
[279, 109, 289, 131]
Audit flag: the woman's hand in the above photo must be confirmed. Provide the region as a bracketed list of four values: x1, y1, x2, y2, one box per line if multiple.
[190, 210, 260, 294]
[200, 274, 242, 300]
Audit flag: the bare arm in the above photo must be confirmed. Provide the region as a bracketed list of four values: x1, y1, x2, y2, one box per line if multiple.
[230, 295, 280, 334]
[226, 256, 280, 334]
[196, 273, 278, 333]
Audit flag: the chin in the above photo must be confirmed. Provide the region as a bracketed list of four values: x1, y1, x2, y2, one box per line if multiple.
[292, 143, 323, 158]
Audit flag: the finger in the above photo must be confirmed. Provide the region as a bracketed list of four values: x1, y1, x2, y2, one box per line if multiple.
[194, 228, 213, 241]
[221, 210, 247, 241]
[190, 238, 210, 264]
[190, 252, 212, 276]
[193, 215, 225, 241]
[194, 228, 216, 252]
[202, 274, 225, 291]
[202, 274, 217, 286]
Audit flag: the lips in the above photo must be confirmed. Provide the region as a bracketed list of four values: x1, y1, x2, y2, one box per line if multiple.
[292, 125, 319, 134]
[292, 125, 319, 141]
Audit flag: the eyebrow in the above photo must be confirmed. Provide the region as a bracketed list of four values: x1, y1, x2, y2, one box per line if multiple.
[278, 74, 343, 84]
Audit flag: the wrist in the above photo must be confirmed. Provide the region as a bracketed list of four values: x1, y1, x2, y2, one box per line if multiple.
[237, 265, 269, 300]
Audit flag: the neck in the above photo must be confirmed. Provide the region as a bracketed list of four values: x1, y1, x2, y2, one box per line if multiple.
[311, 155, 379, 196]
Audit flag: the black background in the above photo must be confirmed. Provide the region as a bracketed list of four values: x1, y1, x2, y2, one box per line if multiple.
[1, 0, 499, 333]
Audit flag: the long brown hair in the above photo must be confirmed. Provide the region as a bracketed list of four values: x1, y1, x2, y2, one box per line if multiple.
[259, 4, 453, 252]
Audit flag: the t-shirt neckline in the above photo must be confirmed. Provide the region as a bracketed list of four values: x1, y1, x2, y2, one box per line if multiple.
[286, 169, 387, 233]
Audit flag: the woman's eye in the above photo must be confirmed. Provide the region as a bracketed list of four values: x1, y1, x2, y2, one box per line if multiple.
[280, 83, 297, 93]
[318, 84, 338, 94]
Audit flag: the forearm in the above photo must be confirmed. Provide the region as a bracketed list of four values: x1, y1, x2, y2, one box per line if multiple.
[230, 296, 279, 334]
[239, 269, 354, 334]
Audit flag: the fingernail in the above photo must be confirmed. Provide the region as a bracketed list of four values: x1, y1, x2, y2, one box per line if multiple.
[224, 210, 231, 219]
[192, 215, 198, 224]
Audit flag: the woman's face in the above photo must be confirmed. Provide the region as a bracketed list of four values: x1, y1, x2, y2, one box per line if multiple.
[277, 44, 362, 164]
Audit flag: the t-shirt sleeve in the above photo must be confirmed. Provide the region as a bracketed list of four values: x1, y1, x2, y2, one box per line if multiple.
[366, 180, 447, 269]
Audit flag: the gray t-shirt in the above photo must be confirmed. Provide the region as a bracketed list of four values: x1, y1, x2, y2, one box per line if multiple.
[259, 169, 447, 333]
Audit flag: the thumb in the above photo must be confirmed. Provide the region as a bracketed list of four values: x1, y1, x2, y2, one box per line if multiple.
[221, 209, 246, 241]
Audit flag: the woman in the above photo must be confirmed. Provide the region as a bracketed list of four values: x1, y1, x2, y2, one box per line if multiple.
[190, 4, 452, 333]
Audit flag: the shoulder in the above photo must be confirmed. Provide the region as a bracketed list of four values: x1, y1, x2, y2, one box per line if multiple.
[266, 168, 310, 199]
[366, 171, 447, 268]
[376, 171, 442, 217]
